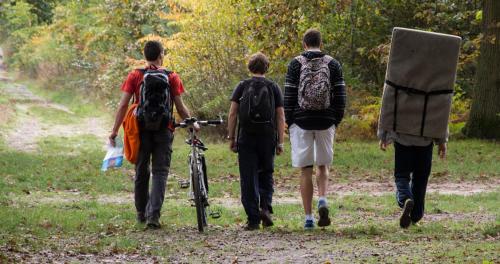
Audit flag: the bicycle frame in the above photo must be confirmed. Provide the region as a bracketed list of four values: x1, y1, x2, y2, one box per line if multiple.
[175, 117, 223, 232]
[187, 128, 208, 203]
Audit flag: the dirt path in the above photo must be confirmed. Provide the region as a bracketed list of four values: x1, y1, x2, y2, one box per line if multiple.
[1, 84, 109, 152]
[9, 178, 500, 208]
[0, 68, 109, 152]
[0, 47, 10, 81]
[2, 223, 498, 263]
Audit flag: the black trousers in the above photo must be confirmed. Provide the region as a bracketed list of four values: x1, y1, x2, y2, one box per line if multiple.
[394, 142, 433, 223]
[238, 132, 276, 225]
[135, 128, 173, 219]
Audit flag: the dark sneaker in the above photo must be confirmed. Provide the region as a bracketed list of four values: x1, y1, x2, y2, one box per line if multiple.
[137, 212, 146, 224]
[400, 199, 414, 229]
[304, 219, 315, 230]
[260, 210, 274, 227]
[146, 217, 161, 229]
[243, 223, 260, 231]
[317, 202, 331, 227]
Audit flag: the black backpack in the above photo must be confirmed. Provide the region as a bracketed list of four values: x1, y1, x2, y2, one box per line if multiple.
[238, 79, 276, 134]
[136, 68, 173, 131]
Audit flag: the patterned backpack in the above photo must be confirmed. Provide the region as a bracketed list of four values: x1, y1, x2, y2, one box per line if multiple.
[296, 55, 333, 110]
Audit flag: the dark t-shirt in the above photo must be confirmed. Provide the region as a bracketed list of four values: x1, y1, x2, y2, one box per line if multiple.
[231, 77, 283, 137]
[230, 77, 284, 107]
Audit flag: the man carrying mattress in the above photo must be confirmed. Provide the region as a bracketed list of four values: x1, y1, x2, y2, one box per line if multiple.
[378, 28, 461, 228]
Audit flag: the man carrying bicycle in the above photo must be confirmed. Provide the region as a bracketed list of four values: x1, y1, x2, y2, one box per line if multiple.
[227, 52, 285, 230]
[109, 40, 198, 229]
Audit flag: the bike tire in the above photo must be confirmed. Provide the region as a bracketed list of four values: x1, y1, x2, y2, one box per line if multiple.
[199, 166, 208, 227]
[201, 155, 208, 193]
[192, 160, 206, 232]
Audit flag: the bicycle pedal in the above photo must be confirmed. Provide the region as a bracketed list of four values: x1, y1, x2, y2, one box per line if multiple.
[210, 211, 221, 219]
[178, 180, 190, 189]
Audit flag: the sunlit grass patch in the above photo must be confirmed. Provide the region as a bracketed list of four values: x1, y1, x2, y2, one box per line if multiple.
[28, 105, 78, 125]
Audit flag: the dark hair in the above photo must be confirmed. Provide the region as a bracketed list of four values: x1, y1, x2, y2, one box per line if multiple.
[303, 29, 322, 48]
[247, 52, 269, 74]
[143, 40, 164, 61]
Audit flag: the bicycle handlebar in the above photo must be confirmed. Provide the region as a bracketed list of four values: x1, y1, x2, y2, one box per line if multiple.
[174, 117, 224, 128]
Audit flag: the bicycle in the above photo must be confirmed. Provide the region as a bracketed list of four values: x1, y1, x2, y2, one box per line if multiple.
[175, 117, 223, 232]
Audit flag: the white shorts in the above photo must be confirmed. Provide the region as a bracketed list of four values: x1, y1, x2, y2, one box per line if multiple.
[289, 124, 336, 168]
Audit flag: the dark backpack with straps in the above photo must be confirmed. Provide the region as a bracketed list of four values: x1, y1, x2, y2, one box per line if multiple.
[136, 68, 173, 131]
[238, 79, 276, 134]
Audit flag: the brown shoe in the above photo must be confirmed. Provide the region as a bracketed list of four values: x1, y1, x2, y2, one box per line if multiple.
[400, 199, 414, 229]
[243, 223, 260, 231]
[137, 212, 146, 224]
[260, 210, 274, 227]
[317, 206, 331, 227]
[146, 217, 161, 229]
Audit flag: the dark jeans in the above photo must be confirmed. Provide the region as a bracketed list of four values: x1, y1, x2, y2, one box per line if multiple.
[394, 142, 433, 223]
[238, 132, 276, 225]
[135, 128, 173, 220]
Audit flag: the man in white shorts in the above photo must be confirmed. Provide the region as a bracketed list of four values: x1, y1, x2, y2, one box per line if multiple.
[284, 29, 346, 229]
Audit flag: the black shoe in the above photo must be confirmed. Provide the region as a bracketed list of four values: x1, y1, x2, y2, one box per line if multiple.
[400, 199, 414, 229]
[260, 210, 274, 227]
[146, 217, 161, 229]
[137, 212, 146, 224]
[317, 206, 331, 227]
[243, 223, 260, 231]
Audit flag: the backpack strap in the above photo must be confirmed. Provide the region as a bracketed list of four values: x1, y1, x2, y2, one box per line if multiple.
[322, 55, 334, 64]
[385, 80, 454, 136]
[134, 69, 146, 106]
[269, 82, 277, 130]
[295, 55, 308, 65]
[237, 79, 252, 102]
[155, 69, 174, 123]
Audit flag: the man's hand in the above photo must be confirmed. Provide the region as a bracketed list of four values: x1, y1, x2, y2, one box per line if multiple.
[276, 143, 284, 155]
[108, 132, 118, 147]
[379, 140, 390, 151]
[229, 139, 237, 153]
[109, 92, 132, 148]
[438, 143, 447, 159]
[193, 121, 201, 132]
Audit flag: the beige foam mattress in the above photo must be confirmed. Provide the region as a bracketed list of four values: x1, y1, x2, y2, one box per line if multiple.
[379, 27, 461, 139]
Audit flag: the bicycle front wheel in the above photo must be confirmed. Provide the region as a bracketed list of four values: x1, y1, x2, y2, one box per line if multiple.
[192, 160, 207, 232]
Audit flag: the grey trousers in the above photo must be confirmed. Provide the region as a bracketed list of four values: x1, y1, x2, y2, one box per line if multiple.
[135, 128, 173, 219]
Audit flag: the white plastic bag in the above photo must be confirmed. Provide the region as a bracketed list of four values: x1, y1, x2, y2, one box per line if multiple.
[101, 137, 124, 171]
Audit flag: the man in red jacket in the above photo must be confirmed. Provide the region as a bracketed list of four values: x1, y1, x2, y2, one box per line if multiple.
[109, 40, 198, 229]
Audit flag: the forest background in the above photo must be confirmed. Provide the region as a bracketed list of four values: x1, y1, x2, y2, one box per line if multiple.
[0, 0, 482, 140]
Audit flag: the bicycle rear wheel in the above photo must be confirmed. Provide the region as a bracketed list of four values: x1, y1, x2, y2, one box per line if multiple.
[192, 160, 207, 232]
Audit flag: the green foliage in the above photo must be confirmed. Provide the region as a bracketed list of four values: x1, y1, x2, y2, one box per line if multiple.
[2, 1, 36, 30]
[1, 0, 172, 101]
[0, 0, 482, 136]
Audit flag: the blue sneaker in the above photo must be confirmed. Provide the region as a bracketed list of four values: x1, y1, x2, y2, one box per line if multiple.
[304, 219, 315, 230]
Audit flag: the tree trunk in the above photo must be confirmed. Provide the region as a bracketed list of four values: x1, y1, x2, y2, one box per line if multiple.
[466, 0, 500, 139]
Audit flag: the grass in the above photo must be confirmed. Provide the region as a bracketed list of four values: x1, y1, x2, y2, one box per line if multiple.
[0, 80, 499, 262]
[0, 193, 498, 262]
[28, 105, 78, 125]
[22, 78, 107, 118]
